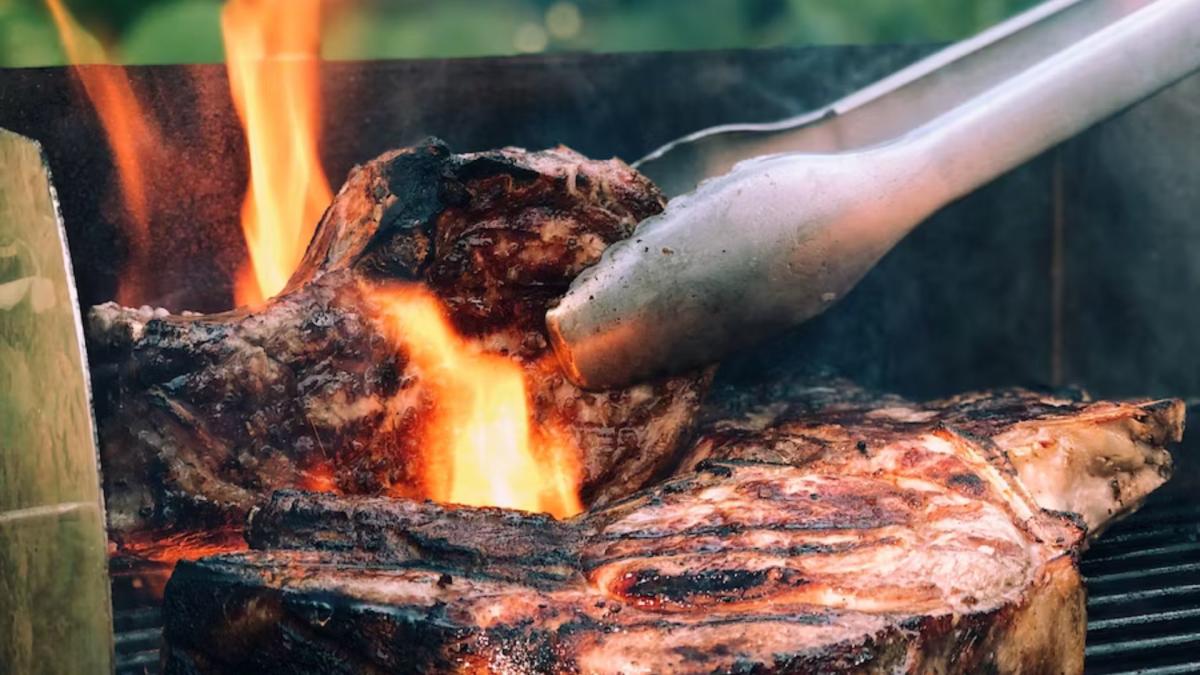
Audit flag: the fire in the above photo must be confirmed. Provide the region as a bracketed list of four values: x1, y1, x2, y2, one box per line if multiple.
[222, 0, 332, 307]
[374, 286, 583, 519]
[49, 1, 581, 519]
[45, 0, 160, 305]
[301, 462, 338, 494]
[47, 0, 329, 308]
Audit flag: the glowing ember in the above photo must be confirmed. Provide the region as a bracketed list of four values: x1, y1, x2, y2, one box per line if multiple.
[222, 0, 332, 307]
[374, 286, 584, 519]
[301, 462, 338, 494]
[45, 0, 160, 306]
[117, 527, 247, 566]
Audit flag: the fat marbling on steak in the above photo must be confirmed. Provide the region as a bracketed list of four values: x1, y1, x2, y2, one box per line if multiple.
[162, 379, 1183, 674]
[87, 139, 709, 540]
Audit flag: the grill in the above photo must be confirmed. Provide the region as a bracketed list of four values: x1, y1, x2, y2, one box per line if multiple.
[3, 41, 1198, 673]
[113, 606, 162, 675]
[111, 559, 170, 675]
[1084, 505, 1200, 673]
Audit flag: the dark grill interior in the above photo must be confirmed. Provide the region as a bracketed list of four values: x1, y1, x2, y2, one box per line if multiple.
[111, 560, 170, 675]
[114, 605, 161, 675]
[2, 45, 1196, 673]
[1084, 403, 1200, 674]
[1084, 507, 1200, 673]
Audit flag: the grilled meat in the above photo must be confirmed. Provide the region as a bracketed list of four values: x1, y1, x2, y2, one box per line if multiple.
[87, 139, 709, 539]
[686, 377, 1181, 534]
[162, 381, 1183, 674]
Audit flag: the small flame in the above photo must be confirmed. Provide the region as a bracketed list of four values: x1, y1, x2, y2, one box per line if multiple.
[45, 0, 160, 305]
[301, 462, 338, 493]
[222, 0, 332, 307]
[374, 286, 583, 519]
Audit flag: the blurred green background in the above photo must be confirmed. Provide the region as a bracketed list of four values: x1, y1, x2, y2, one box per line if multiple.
[0, 0, 1038, 68]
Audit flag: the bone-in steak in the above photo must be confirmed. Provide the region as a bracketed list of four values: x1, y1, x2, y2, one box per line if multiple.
[162, 381, 1183, 674]
[87, 140, 710, 540]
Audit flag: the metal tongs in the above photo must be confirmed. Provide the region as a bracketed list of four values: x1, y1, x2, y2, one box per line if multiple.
[546, 0, 1200, 390]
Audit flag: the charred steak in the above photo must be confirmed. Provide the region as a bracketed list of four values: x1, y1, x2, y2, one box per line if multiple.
[87, 140, 709, 539]
[685, 377, 1180, 534]
[162, 381, 1183, 674]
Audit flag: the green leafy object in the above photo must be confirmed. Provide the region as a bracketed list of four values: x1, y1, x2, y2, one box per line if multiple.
[323, 0, 538, 61]
[581, 0, 757, 53]
[0, 2, 68, 67]
[118, 0, 222, 65]
[0, 0, 1043, 69]
[775, 0, 1039, 45]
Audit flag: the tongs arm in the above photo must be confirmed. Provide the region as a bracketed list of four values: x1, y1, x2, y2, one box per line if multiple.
[549, 0, 1200, 390]
[637, 0, 1162, 197]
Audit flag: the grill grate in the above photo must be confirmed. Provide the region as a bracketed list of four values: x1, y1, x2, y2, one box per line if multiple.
[111, 560, 170, 675]
[1083, 496, 1200, 675]
[114, 606, 162, 675]
[109, 497, 1200, 675]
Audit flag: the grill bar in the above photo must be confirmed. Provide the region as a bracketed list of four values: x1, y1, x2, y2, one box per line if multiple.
[1098, 664, 1200, 675]
[1085, 562, 1200, 584]
[1083, 542, 1200, 567]
[111, 576, 164, 675]
[1085, 630, 1200, 656]
[1084, 498, 1200, 674]
[1088, 524, 1200, 548]
[1088, 583, 1200, 606]
[1088, 606, 1200, 631]
[114, 626, 162, 655]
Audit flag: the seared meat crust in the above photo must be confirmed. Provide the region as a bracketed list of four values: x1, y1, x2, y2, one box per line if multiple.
[88, 140, 709, 539]
[162, 380, 1183, 674]
[687, 377, 1180, 534]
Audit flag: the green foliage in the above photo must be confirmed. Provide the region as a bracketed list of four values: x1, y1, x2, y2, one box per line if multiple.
[0, 0, 1039, 68]
[0, 0, 70, 66]
[120, 0, 223, 65]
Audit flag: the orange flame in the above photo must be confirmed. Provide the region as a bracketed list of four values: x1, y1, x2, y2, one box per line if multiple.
[301, 462, 338, 494]
[45, 0, 160, 305]
[374, 286, 583, 519]
[50, 0, 580, 520]
[222, 0, 332, 307]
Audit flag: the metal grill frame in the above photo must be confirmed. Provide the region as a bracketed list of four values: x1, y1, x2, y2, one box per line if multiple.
[1084, 493, 1200, 674]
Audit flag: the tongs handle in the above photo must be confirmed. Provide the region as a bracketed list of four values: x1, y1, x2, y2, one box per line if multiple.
[549, 0, 1200, 390]
[908, 0, 1200, 208]
[637, 0, 1164, 197]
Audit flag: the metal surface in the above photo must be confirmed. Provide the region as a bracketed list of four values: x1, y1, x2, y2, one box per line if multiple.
[110, 556, 171, 675]
[0, 128, 113, 673]
[636, 0, 1155, 197]
[1083, 493, 1200, 674]
[113, 604, 162, 675]
[547, 0, 1200, 390]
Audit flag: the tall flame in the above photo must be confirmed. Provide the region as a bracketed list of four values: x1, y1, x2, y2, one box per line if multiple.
[49, 0, 582, 520]
[45, 0, 160, 305]
[222, 0, 332, 307]
[375, 286, 583, 518]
